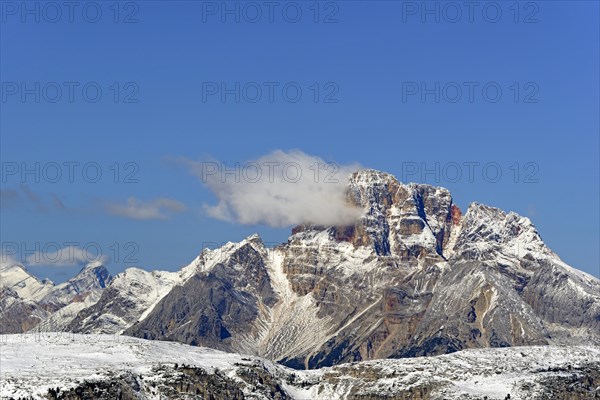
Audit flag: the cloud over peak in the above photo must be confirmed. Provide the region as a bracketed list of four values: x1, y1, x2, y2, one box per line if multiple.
[185, 150, 363, 228]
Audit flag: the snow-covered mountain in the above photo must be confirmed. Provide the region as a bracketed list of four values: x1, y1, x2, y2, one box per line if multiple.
[4, 169, 599, 371]
[122, 170, 600, 368]
[1, 333, 599, 399]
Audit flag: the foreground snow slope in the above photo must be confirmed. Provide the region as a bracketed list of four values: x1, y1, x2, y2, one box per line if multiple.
[1, 333, 599, 400]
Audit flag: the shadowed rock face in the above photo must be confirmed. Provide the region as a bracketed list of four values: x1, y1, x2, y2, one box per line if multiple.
[21, 169, 599, 370]
[124, 241, 278, 351]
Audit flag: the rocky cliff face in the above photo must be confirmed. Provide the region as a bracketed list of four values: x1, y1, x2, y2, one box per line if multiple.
[121, 169, 600, 368]
[340, 170, 454, 262]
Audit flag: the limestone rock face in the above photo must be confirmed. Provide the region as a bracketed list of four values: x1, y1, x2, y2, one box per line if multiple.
[341, 170, 454, 262]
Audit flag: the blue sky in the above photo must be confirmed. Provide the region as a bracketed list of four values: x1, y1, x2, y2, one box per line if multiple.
[1, 0, 598, 282]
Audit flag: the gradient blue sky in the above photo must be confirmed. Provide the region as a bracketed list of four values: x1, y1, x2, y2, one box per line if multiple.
[1, 1, 598, 282]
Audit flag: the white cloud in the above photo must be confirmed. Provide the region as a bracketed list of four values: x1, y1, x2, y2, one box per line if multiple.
[25, 245, 109, 268]
[185, 150, 363, 228]
[1, 245, 109, 270]
[104, 197, 186, 220]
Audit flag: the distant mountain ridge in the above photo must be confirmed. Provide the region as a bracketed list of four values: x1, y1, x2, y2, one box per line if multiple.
[0, 262, 111, 333]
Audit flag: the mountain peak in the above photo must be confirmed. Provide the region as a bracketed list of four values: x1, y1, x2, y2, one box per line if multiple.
[71, 263, 112, 290]
[351, 168, 398, 184]
[462, 202, 539, 239]
[448, 201, 547, 265]
[244, 233, 263, 245]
